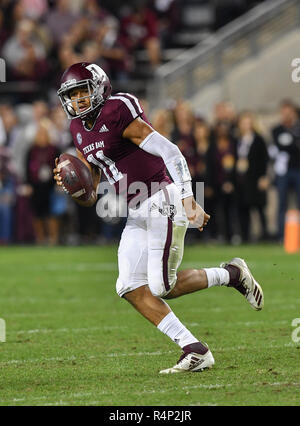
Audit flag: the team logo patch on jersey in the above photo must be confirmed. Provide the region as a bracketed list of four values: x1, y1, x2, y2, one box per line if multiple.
[99, 124, 109, 133]
[76, 132, 82, 145]
[150, 202, 177, 221]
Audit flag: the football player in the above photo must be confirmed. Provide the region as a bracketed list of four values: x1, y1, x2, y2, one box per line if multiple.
[53, 63, 264, 373]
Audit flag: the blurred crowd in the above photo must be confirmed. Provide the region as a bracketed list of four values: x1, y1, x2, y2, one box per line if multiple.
[0, 0, 267, 88]
[0, 0, 184, 86]
[152, 99, 300, 245]
[1, 96, 300, 246]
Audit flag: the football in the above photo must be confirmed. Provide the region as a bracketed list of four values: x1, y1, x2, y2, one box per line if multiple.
[57, 153, 94, 202]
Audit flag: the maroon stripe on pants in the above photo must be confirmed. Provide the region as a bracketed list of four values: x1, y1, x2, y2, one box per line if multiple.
[162, 187, 172, 292]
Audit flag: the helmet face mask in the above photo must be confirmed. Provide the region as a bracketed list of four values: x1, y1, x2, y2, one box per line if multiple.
[57, 63, 112, 120]
[58, 79, 99, 119]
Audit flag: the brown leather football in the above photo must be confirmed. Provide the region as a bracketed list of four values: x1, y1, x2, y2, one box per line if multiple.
[57, 153, 94, 201]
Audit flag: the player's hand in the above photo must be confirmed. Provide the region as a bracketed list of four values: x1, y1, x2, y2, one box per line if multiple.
[53, 157, 96, 205]
[182, 196, 210, 231]
[53, 158, 63, 187]
[53, 158, 70, 195]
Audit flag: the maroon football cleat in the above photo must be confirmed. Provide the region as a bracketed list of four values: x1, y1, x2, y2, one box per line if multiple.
[222, 257, 264, 310]
[159, 341, 215, 374]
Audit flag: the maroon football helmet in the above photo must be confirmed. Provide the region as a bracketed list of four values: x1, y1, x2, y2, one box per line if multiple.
[57, 62, 112, 120]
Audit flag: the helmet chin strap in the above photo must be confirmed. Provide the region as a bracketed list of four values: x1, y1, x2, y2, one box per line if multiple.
[81, 103, 103, 128]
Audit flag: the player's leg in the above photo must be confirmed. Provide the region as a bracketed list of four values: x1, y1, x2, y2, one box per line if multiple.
[167, 259, 264, 310]
[146, 183, 264, 310]
[143, 184, 214, 373]
[117, 204, 214, 373]
[124, 284, 214, 374]
[117, 216, 200, 344]
[116, 203, 200, 339]
[116, 216, 149, 299]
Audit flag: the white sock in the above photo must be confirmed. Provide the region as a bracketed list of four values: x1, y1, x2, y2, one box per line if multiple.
[157, 312, 198, 348]
[204, 267, 230, 288]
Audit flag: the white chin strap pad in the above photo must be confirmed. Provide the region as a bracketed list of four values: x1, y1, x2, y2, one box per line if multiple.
[139, 131, 193, 199]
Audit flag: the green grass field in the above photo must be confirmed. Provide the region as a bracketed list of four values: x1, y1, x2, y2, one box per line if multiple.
[0, 243, 299, 406]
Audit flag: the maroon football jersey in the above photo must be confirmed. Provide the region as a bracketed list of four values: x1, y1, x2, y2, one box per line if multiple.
[70, 92, 171, 204]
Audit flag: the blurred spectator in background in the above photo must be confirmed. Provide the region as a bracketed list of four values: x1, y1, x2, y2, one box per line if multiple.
[151, 108, 173, 139]
[57, 1, 130, 82]
[0, 9, 9, 47]
[19, 0, 49, 21]
[50, 104, 73, 151]
[8, 100, 49, 185]
[92, 15, 130, 81]
[0, 148, 15, 244]
[171, 101, 195, 177]
[0, 104, 19, 148]
[149, 0, 181, 48]
[270, 100, 300, 241]
[193, 117, 211, 187]
[208, 122, 237, 243]
[25, 119, 60, 245]
[213, 100, 237, 138]
[2, 18, 49, 81]
[192, 117, 214, 215]
[46, 0, 79, 47]
[191, 117, 214, 241]
[235, 111, 269, 242]
[120, 0, 161, 69]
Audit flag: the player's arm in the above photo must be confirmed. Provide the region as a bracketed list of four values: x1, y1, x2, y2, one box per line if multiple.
[123, 118, 210, 231]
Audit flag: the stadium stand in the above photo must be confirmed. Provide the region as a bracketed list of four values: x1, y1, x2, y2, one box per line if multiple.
[1, 0, 300, 246]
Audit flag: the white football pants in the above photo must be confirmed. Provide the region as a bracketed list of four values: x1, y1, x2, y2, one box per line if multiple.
[116, 183, 189, 298]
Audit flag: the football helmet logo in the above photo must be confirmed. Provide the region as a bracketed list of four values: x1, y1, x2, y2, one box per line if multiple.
[57, 62, 112, 120]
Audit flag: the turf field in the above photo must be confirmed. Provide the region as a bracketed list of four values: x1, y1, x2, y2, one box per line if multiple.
[0, 243, 299, 406]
